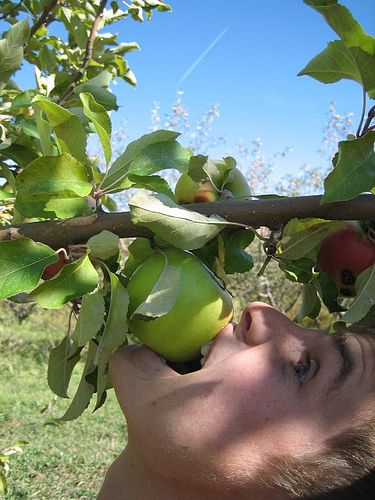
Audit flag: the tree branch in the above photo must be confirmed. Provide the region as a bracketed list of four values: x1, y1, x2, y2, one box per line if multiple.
[0, 0, 23, 22]
[30, 0, 59, 37]
[1, 194, 374, 247]
[58, 0, 107, 104]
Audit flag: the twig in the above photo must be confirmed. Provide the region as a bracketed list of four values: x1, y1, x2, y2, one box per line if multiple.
[356, 86, 367, 137]
[361, 105, 375, 136]
[0, 0, 23, 21]
[58, 0, 107, 105]
[30, 0, 59, 37]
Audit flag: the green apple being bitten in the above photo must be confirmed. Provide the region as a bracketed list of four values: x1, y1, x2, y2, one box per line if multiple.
[127, 248, 234, 362]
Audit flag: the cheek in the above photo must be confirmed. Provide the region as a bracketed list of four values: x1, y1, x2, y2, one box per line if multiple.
[208, 356, 298, 434]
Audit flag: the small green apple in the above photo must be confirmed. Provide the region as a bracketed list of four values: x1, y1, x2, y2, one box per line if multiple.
[174, 174, 220, 204]
[174, 163, 251, 204]
[223, 168, 252, 199]
[127, 248, 234, 362]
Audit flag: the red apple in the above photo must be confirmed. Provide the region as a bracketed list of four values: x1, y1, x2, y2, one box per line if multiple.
[317, 223, 375, 296]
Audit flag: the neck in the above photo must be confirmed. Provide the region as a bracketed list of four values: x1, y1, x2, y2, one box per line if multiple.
[97, 438, 285, 500]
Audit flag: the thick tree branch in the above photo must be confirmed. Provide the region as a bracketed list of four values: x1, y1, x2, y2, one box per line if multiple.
[1, 194, 374, 247]
[58, 0, 107, 104]
[30, 0, 59, 37]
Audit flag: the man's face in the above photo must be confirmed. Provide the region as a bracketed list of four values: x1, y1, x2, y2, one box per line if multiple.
[110, 302, 375, 492]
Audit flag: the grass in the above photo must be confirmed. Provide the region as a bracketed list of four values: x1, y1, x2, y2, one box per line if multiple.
[0, 302, 126, 499]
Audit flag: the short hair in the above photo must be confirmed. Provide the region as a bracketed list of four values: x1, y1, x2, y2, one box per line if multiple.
[259, 320, 375, 499]
[260, 418, 375, 499]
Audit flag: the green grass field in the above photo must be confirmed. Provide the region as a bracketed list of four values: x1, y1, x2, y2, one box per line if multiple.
[0, 302, 126, 499]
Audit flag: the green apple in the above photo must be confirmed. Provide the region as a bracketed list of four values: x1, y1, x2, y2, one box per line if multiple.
[174, 174, 220, 204]
[223, 167, 252, 199]
[174, 163, 251, 204]
[127, 248, 234, 362]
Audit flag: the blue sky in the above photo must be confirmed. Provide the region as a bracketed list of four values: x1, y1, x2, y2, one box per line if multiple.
[109, 0, 374, 186]
[5, 1, 375, 188]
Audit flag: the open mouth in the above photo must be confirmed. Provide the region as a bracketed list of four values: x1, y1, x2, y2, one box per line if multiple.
[167, 356, 203, 374]
[166, 321, 239, 374]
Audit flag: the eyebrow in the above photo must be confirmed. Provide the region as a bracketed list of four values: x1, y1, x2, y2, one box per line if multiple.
[323, 333, 354, 400]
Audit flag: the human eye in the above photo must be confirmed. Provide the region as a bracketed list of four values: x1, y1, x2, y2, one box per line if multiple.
[294, 354, 319, 386]
[295, 357, 310, 385]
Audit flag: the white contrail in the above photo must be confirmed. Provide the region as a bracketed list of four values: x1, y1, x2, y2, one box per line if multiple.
[177, 27, 229, 86]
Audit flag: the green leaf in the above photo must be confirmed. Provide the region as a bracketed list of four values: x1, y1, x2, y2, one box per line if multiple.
[14, 116, 39, 139]
[342, 265, 375, 323]
[11, 90, 32, 109]
[304, 1, 375, 55]
[129, 192, 230, 250]
[33, 106, 54, 156]
[0, 143, 38, 168]
[32, 95, 88, 165]
[277, 218, 346, 260]
[100, 130, 190, 192]
[322, 132, 375, 203]
[39, 45, 57, 73]
[223, 229, 255, 274]
[29, 255, 98, 309]
[0, 238, 58, 300]
[314, 271, 345, 313]
[87, 230, 120, 260]
[188, 155, 221, 185]
[71, 291, 105, 346]
[298, 41, 375, 98]
[0, 19, 30, 86]
[295, 283, 321, 322]
[127, 173, 175, 199]
[0, 162, 16, 194]
[94, 273, 128, 410]
[48, 335, 81, 398]
[123, 237, 154, 278]
[131, 251, 181, 320]
[73, 71, 118, 111]
[80, 92, 112, 166]
[59, 340, 97, 421]
[279, 258, 316, 283]
[95, 273, 128, 361]
[0, 124, 11, 150]
[15, 153, 93, 219]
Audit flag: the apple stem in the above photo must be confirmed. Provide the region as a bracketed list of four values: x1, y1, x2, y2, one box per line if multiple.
[57, 247, 69, 261]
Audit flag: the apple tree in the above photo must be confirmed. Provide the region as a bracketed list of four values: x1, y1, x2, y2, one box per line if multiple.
[0, 0, 374, 448]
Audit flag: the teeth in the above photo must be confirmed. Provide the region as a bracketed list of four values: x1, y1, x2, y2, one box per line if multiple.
[200, 341, 214, 367]
[200, 341, 213, 357]
[158, 355, 167, 364]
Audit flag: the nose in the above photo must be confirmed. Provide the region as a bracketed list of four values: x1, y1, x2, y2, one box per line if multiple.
[240, 302, 311, 348]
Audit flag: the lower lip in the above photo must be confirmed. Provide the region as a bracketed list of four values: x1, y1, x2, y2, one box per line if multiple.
[126, 344, 181, 378]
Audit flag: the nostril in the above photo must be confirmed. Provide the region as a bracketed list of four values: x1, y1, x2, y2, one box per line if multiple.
[244, 310, 252, 333]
